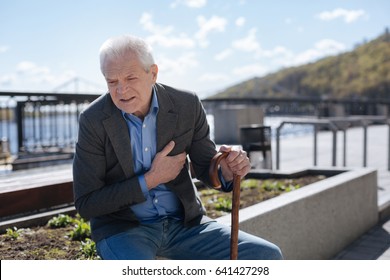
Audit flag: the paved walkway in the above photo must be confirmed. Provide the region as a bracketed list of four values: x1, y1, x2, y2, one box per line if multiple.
[274, 124, 390, 259]
[334, 217, 390, 260]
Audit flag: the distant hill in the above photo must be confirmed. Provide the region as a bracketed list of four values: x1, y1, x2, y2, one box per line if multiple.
[210, 29, 390, 100]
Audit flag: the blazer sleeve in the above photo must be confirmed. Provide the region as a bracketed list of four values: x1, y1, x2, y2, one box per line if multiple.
[72, 112, 145, 220]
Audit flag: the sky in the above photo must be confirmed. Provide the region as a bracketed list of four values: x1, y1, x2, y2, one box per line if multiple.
[0, 0, 389, 98]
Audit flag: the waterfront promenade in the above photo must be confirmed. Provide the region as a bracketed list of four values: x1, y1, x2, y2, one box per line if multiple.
[1, 124, 389, 260]
[273, 124, 390, 259]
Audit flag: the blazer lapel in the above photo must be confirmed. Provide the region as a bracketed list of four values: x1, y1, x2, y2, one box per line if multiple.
[101, 85, 178, 177]
[155, 84, 178, 152]
[102, 95, 134, 178]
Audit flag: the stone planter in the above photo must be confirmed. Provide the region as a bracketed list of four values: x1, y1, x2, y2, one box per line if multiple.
[216, 167, 378, 259]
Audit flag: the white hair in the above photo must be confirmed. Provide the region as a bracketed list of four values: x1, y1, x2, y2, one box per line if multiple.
[99, 35, 155, 73]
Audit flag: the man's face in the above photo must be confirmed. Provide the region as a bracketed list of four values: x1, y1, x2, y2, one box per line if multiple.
[102, 52, 158, 117]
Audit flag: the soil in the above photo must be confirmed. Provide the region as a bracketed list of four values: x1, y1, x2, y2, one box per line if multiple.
[0, 225, 88, 260]
[199, 175, 326, 219]
[0, 175, 325, 260]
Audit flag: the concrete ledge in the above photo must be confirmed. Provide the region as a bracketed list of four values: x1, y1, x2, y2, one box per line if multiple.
[216, 167, 378, 259]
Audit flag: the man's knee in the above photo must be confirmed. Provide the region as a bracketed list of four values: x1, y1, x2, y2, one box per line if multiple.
[239, 239, 283, 260]
[267, 244, 283, 260]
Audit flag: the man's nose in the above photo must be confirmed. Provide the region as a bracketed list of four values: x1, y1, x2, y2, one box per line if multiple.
[116, 83, 128, 94]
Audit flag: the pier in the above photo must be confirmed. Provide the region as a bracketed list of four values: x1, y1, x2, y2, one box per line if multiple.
[0, 91, 389, 259]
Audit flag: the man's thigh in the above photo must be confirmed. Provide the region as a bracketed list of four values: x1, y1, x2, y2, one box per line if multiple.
[96, 224, 162, 260]
[162, 220, 283, 260]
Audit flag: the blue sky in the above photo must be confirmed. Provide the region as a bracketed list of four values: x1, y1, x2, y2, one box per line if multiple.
[0, 0, 389, 97]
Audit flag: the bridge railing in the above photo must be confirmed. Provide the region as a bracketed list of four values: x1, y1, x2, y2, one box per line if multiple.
[276, 119, 339, 169]
[275, 116, 390, 171]
[0, 91, 100, 162]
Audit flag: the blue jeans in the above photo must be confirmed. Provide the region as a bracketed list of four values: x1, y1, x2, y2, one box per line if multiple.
[96, 218, 283, 260]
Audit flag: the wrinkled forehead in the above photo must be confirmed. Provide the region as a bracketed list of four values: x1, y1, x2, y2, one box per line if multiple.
[101, 52, 143, 77]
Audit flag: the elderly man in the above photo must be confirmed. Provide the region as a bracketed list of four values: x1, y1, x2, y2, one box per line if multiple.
[73, 35, 283, 260]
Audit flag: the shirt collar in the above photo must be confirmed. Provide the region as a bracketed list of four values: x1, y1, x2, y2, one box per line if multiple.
[149, 87, 159, 115]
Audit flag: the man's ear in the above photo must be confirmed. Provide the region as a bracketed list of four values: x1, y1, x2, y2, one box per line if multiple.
[150, 64, 158, 82]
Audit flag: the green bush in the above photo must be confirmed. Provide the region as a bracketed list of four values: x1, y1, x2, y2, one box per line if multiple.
[47, 214, 74, 228]
[214, 197, 233, 212]
[5, 227, 21, 240]
[69, 218, 91, 241]
[79, 238, 99, 260]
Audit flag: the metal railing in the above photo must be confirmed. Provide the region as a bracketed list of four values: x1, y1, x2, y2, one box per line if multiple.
[275, 116, 390, 170]
[0, 91, 100, 158]
[276, 119, 338, 169]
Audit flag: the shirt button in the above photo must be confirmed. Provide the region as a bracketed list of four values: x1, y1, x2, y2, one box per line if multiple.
[144, 147, 149, 152]
[143, 124, 146, 128]
[154, 198, 158, 203]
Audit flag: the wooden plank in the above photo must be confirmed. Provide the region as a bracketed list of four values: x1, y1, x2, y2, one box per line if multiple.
[0, 165, 72, 192]
[0, 181, 74, 219]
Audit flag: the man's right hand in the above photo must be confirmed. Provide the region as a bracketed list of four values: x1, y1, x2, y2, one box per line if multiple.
[144, 141, 187, 190]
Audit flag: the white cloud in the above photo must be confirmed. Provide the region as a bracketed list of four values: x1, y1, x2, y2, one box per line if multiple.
[231, 29, 295, 62]
[157, 52, 199, 76]
[315, 39, 346, 52]
[140, 13, 173, 35]
[170, 0, 207, 8]
[146, 33, 195, 48]
[0, 74, 16, 86]
[199, 73, 228, 82]
[284, 18, 293, 25]
[279, 39, 346, 67]
[0, 61, 77, 91]
[16, 61, 50, 76]
[230, 30, 346, 71]
[232, 28, 260, 53]
[185, 0, 207, 8]
[235, 17, 246, 27]
[214, 48, 233, 61]
[317, 8, 368, 23]
[232, 63, 267, 77]
[140, 13, 195, 49]
[262, 46, 293, 58]
[0, 45, 9, 53]
[195, 15, 228, 48]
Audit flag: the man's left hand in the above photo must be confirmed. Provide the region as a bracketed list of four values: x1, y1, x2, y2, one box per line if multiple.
[218, 145, 250, 182]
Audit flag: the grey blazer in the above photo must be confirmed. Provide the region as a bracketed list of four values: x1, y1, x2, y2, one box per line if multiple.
[73, 83, 217, 242]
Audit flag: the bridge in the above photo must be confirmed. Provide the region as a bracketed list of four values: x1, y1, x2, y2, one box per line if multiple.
[202, 96, 390, 117]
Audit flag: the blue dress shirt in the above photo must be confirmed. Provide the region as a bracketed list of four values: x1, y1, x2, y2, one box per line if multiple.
[122, 90, 232, 223]
[122, 91, 184, 222]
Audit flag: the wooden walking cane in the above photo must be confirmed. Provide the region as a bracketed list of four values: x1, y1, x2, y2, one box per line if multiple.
[209, 152, 241, 260]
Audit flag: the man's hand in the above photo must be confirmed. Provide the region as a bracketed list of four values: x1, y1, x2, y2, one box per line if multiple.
[144, 141, 187, 189]
[218, 145, 250, 182]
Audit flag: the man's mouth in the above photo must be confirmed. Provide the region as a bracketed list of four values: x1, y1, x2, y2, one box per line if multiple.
[121, 96, 135, 103]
